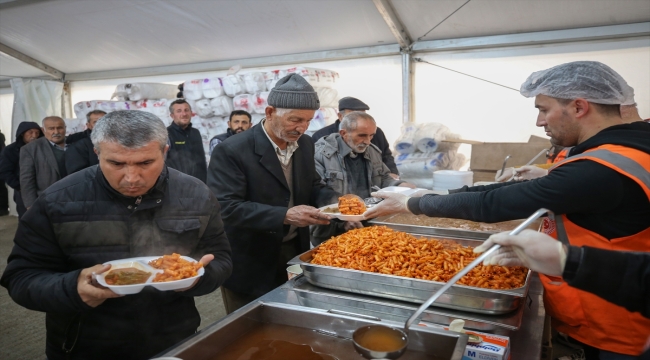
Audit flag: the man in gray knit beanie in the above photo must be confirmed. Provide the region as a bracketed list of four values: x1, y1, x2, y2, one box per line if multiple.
[208, 73, 338, 314]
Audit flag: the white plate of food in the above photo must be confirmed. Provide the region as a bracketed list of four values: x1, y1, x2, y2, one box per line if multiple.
[95, 254, 204, 295]
[319, 203, 369, 221]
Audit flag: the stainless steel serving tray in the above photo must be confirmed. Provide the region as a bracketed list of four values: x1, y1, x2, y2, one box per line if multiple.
[289, 235, 531, 315]
[369, 215, 543, 240]
[290, 275, 526, 334]
[155, 301, 467, 360]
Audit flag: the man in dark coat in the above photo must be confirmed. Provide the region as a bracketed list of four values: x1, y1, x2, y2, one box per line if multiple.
[208, 110, 252, 156]
[66, 110, 106, 144]
[0, 110, 232, 360]
[166, 99, 207, 183]
[65, 134, 99, 174]
[208, 74, 337, 313]
[311, 97, 399, 176]
[0, 122, 43, 217]
[0, 128, 7, 215]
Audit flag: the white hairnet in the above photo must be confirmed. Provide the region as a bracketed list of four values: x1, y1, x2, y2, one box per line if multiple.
[520, 61, 635, 105]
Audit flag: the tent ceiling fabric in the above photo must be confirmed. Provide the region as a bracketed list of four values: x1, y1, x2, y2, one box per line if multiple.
[392, 0, 650, 43]
[0, 51, 50, 81]
[0, 0, 649, 79]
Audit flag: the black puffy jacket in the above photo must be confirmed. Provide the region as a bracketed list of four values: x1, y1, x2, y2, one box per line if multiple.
[0, 122, 43, 190]
[0, 165, 232, 360]
[166, 122, 207, 183]
[65, 135, 98, 174]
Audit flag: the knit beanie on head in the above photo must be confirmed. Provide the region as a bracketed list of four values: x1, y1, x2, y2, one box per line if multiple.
[267, 74, 320, 110]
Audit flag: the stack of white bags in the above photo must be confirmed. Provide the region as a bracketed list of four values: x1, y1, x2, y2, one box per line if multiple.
[71, 67, 341, 164]
[181, 67, 340, 135]
[393, 122, 467, 189]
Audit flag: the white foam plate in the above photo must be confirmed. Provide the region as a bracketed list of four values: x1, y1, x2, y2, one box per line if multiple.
[377, 186, 430, 197]
[319, 203, 368, 221]
[95, 256, 204, 295]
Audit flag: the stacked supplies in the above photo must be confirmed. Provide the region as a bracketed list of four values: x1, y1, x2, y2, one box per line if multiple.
[112, 83, 179, 101]
[394, 122, 466, 189]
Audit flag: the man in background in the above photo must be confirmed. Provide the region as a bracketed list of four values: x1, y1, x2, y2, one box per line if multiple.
[166, 99, 207, 183]
[0, 122, 42, 217]
[19, 116, 67, 209]
[0, 128, 7, 215]
[311, 97, 399, 178]
[65, 112, 106, 174]
[66, 110, 106, 144]
[312, 111, 414, 245]
[209, 110, 252, 155]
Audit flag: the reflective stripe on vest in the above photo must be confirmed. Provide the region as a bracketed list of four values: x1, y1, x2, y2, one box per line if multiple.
[541, 144, 650, 355]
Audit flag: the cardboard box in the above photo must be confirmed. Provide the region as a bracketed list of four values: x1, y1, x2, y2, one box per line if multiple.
[469, 136, 551, 181]
[461, 331, 511, 360]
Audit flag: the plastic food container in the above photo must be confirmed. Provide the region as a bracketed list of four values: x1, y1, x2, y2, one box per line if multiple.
[95, 256, 204, 295]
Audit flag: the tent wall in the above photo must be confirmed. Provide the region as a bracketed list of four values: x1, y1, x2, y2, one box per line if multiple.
[69, 36, 650, 170]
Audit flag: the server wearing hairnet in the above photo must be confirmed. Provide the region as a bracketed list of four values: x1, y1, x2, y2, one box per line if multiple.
[366, 61, 650, 359]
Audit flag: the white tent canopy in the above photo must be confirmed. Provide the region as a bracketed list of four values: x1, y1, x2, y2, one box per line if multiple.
[1, 0, 649, 82]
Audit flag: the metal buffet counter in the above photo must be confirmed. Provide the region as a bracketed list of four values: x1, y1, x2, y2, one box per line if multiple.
[158, 216, 546, 359]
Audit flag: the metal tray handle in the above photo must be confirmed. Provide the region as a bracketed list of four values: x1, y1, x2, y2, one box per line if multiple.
[327, 309, 382, 321]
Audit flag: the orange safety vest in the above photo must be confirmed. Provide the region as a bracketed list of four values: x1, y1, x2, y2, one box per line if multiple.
[547, 147, 571, 164]
[540, 144, 650, 355]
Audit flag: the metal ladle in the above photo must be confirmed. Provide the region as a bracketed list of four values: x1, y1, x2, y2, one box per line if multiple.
[499, 154, 511, 178]
[352, 208, 551, 359]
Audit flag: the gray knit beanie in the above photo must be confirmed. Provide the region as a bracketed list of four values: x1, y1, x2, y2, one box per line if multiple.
[267, 73, 320, 110]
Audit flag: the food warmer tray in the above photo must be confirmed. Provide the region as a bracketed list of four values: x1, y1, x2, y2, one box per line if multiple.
[155, 301, 467, 360]
[369, 215, 542, 240]
[288, 235, 531, 315]
[290, 275, 526, 334]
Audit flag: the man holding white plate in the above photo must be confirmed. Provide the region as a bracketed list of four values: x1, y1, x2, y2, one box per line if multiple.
[1, 110, 233, 360]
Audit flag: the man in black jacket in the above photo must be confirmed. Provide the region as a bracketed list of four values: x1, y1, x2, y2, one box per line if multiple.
[166, 99, 207, 183]
[0, 122, 42, 217]
[66, 110, 105, 144]
[0, 110, 232, 360]
[209, 110, 252, 156]
[311, 97, 399, 176]
[208, 74, 337, 314]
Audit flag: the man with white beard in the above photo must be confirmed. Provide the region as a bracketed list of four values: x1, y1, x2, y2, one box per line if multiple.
[311, 111, 414, 245]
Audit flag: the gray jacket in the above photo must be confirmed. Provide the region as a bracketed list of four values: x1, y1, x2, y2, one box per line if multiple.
[311, 133, 400, 245]
[314, 133, 400, 195]
[19, 137, 62, 208]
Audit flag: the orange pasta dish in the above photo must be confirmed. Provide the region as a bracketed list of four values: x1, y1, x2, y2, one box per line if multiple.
[338, 195, 366, 215]
[311, 226, 527, 290]
[148, 253, 203, 282]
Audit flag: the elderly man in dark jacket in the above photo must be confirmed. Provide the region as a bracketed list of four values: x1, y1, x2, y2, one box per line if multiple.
[1, 111, 232, 360]
[311, 97, 399, 176]
[0, 121, 42, 217]
[166, 99, 207, 183]
[208, 74, 337, 314]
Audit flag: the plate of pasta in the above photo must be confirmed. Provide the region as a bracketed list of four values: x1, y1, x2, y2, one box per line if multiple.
[95, 253, 204, 295]
[319, 195, 369, 221]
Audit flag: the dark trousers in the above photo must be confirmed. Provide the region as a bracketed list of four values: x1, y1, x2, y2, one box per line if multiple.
[0, 180, 8, 215]
[569, 336, 643, 360]
[14, 190, 26, 218]
[221, 237, 300, 314]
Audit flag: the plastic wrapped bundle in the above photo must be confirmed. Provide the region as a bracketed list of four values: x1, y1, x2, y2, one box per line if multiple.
[437, 132, 462, 153]
[233, 94, 254, 113]
[210, 96, 234, 117]
[201, 78, 224, 98]
[183, 79, 204, 100]
[264, 70, 287, 90]
[195, 99, 215, 118]
[201, 116, 228, 137]
[413, 123, 450, 153]
[112, 83, 178, 101]
[315, 87, 339, 108]
[64, 118, 86, 135]
[395, 152, 446, 178]
[394, 124, 419, 154]
[240, 72, 267, 93]
[251, 92, 269, 114]
[221, 75, 244, 97]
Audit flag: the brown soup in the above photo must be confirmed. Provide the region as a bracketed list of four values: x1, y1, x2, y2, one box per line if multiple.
[105, 267, 151, 285]
[354, 325, 407, 352]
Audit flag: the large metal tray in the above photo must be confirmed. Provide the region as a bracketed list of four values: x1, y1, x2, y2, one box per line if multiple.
[289, 235, 531, 315]
[155, 301, 467, 360]
[369, 214, 542, 240]
[290, 275, 527, 335]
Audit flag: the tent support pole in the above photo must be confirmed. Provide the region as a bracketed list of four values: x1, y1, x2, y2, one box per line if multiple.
[0, 42, 64, 80]
[402, 50, 414, 124]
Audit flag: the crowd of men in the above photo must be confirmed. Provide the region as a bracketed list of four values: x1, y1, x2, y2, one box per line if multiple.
[0, 62, 648, 360]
